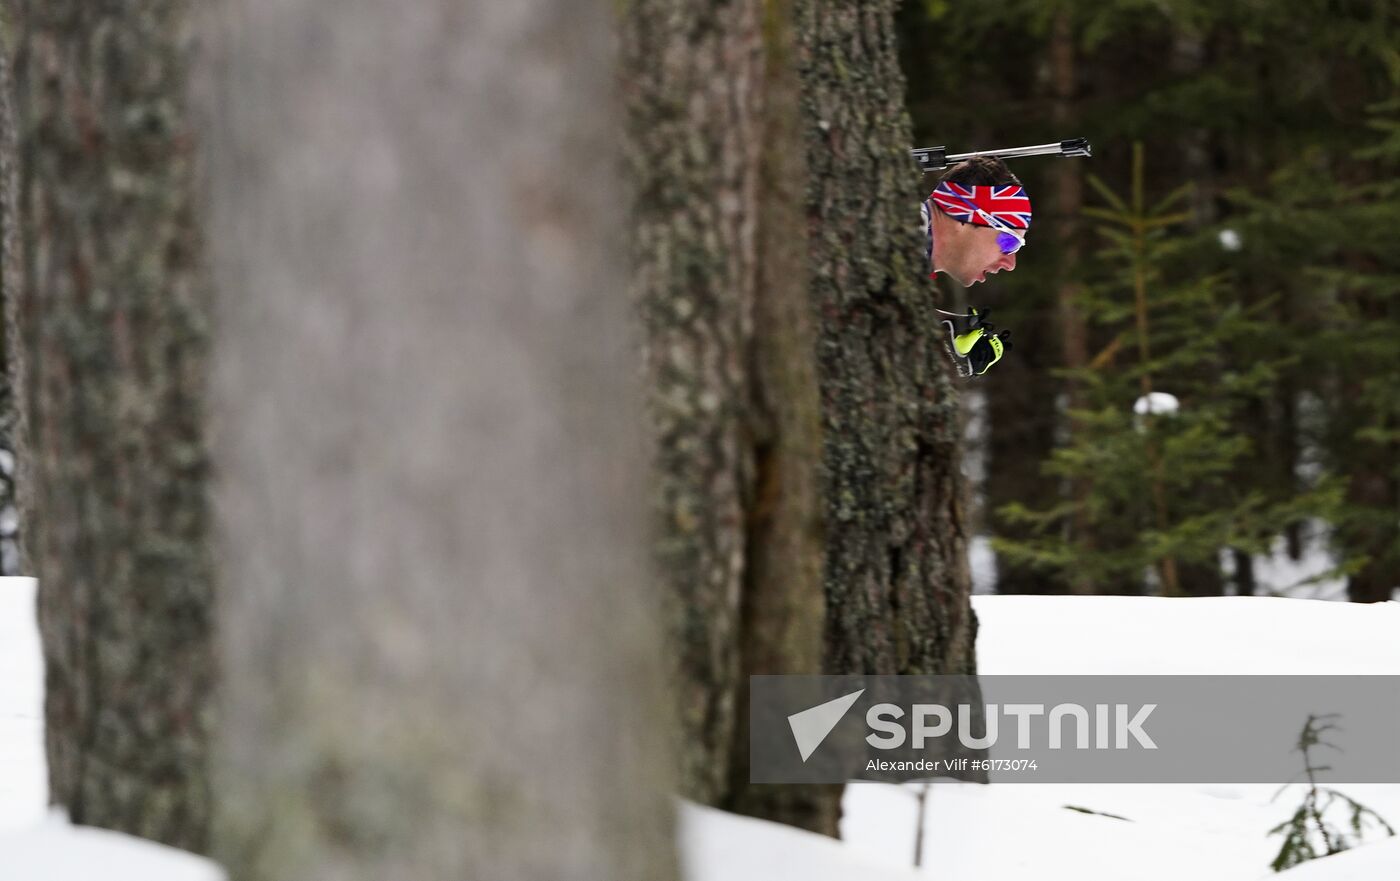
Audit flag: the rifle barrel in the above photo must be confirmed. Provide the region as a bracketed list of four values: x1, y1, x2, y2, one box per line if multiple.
[912, 138, 1091, 172]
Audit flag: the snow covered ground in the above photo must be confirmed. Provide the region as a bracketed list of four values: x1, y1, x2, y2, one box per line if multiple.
[0, 577, 45, 831]
[2, 577, 1397, 879]
[0, 578, 224, 880]
[0, 815, 223, 881]
[970, 517, 1362, 599]
[693, 596, 1400, 881]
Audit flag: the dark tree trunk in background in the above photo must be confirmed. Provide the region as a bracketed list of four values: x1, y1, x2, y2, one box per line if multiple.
[0, 34, 23, 577]
[726, 0, 838, 835]
[986, 359, 1061, 595]
[797, 1, 978, 677]
[625, 0, 835, 835]
[1170, 28, 1215, 226]
[1169, 25, 1225, 598]
[1342, 450, 1398, 603]
[17, 0, 213, 850]
[1336, 259, 1397, 603]
[1231, 547, 1257, 596]
[990, 5, 1077, 596]
[202, 0, 678, 877]
[1048, 7, 1091, 595]
[1277, 381, 1305, 562]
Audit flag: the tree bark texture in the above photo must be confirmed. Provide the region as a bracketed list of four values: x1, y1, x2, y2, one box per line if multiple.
[625, 0, 763, 808]
[796, 1, 977, 676]
[624, 0, 834, 833]
[0, 27, 26, 577]
[16, 0, 214, 850]
[201, 1, 678, 878]
[727, 0, 837, 835]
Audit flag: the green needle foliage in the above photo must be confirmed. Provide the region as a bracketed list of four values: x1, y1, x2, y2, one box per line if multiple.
[1217, 94, 1400, 600]
[993, 145, 1342, 595]
[1316, 99, 1400, 600]
[1268, 714, 1395, 873]
[899, 0, 1398, 598]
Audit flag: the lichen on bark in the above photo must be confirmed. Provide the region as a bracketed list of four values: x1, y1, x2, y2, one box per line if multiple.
[795, 0, 978, 677]
[15, 0, 214, 850]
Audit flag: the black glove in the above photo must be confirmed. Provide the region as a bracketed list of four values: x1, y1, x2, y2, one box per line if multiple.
[941, 307, 1012, 378]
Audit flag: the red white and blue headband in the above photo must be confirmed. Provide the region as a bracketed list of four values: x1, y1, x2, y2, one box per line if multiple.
[931, 182, 1032, 231]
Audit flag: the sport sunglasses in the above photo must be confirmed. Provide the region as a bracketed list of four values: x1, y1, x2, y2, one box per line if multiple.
[946, 193, 1026, 255]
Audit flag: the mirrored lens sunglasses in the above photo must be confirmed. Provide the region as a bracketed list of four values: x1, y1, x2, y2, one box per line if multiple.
[947, 193, 1026, 255]
[973, 207, 1025, 255]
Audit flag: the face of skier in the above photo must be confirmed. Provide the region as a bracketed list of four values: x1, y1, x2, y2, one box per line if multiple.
[936, 214, 1020, 287]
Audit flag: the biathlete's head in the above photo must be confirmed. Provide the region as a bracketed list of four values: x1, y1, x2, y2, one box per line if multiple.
[927, 155, 1031, 287]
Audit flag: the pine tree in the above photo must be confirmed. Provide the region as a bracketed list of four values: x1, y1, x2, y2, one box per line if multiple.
[897, 0, 1398, 598]
[995, 145, 1339, 595]
[1268, 714, 1395, 872]
[1313, 98, 1400, 602]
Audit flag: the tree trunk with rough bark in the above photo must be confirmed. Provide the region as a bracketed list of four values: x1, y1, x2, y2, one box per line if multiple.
[0, 27, 24, 577]
[624, 0, 835, 835]
[797, 0, 978, 677]
[625, 0, 762, 809]
[16, 0, 213, 850]
[726, 0, 839, 835]
[201, 0, 678, 878]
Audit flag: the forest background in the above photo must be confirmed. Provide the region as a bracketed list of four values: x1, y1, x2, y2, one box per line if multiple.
[900, 0, 1400, 603]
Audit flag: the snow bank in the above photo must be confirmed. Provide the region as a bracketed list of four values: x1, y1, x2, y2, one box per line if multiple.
[705, 595, 1400, 881]
[0, 811, 223, 881]
[834, 595, 1400, 880]
[0, 577, 44, 830]
[973, 594, 1400, 675]
[680, 801, 922, 881]
[1, 578, 222, 880]
[1272, 836, 1400, 880]
[5, 576, 1399, 880]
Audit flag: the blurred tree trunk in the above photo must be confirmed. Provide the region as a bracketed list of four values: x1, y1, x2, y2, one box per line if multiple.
[1341, 458, 1397, 603]
[202, 0, 678, 878]
[1340, 289, 1399, 604]
[624, 0, 835, 835]
[0, 29, 24, 577]
[986, 360, 1062, 595]
[1277, 380, 1304, 562]
[797, 0, 978, 677]
[16, 0, 213, 850]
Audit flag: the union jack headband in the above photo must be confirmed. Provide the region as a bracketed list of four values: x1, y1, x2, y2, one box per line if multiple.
[931, 182, 1032, 231]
